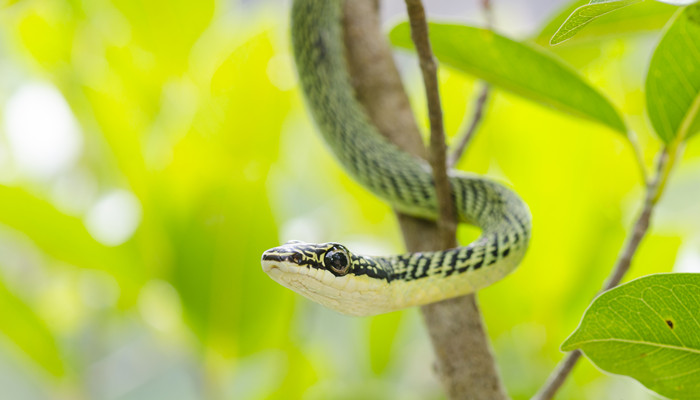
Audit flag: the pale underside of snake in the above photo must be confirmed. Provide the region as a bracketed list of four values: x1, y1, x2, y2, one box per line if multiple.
[261, 0, 532, 316]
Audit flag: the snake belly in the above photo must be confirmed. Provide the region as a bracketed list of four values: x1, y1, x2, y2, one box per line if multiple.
[261, 0, 532, 316]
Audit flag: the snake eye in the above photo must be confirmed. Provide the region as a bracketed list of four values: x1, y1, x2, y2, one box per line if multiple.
[324, 246, 351, 276]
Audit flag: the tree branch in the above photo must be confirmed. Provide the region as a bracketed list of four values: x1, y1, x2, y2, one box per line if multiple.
[532, 148, 671, 400]
[404, 0, 457, 248]
[448, 84, 490, 167]
[342, 1, 508, 399]
[627, 130, 650, 186]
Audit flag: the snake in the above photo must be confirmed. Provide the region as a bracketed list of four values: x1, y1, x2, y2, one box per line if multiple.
[261, 0, 532, 317]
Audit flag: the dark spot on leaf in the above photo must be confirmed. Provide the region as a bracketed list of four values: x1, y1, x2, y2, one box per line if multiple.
[666, 320, 674, 329]
[640, 353, 646, 358]
[687, 5, 700, 26]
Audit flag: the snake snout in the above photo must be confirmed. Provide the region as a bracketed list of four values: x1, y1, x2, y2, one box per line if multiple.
[261, 250, 284, 263]
[261, 247, 308, 274]
[261, 249, 282, 273]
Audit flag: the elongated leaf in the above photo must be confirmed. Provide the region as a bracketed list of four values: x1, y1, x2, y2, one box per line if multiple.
[551, 0, 642, 45]
[0, 279, 64, 376]
[168, 31, 293, 358]
[646, 4, 700, 144]
[0, 185, 142, 293]
[562, 273, 700, 399]
[369, 312, 403, 374]
[389, 23, 626, 133]
[536, 0, 676, 46]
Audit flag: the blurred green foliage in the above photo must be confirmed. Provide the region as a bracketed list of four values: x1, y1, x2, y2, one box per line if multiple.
[0, 0, 698, 399]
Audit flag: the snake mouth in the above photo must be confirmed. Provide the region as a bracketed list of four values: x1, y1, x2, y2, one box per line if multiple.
[261, 257, 280, 274]
[262, 262, 279, 273]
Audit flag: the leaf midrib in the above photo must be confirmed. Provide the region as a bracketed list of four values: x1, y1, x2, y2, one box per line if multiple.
[571, 337, 700, 354]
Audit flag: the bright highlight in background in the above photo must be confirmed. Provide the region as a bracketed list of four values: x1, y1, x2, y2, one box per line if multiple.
[85, 190, 142, 246]
[3, 83, 83, 178]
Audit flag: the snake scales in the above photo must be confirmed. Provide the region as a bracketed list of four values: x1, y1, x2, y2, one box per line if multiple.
[261, 0, 531, 316]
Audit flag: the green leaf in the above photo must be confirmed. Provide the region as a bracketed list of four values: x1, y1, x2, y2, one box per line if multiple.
[550, 0, 642, 45]
[646, 4, 700, 144]
[168, 31, 294, 358]
[0, 279, 64, 376]
[562, 273, 700, 399]
[0, 185, 143, 296]
[535, 0, 676, 46]
[389, 23, 626, 133]
[369, 311, 403, 374]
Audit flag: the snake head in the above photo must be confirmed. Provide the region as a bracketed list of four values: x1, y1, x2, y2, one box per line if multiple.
[261, 241, 353, 276]
[261, 241, 395, 316]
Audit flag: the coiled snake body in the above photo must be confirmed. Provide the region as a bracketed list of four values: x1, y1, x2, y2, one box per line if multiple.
[261, 0, 532, 316]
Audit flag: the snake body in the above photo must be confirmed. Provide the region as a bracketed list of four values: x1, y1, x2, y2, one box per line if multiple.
[261, 0, 532, 316]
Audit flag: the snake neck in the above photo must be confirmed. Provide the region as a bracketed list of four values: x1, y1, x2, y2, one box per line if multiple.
[291, 0, 529, 228]
[292, 0, 436, 217]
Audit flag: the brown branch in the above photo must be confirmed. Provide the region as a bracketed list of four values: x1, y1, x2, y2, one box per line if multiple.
[404, 0, 457, 249]
[343, 0, 427, 158]
[448, 84, 490, 167]
[343, 1, 508, 399]
[532, 148, 670, 400]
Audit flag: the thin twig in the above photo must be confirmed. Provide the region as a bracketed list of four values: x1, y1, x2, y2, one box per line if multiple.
[532, 351, 582, 400]
[627, 130, 649, 185]
[447, 0, 493, 167]
[602, 148, 667, 291]
[448, 84, 490, 167]
[404, 0, 457, 249]
[532, 148, 671, 400]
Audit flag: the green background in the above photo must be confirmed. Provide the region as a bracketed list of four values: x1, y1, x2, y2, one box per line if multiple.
[0, 0, 698, 399]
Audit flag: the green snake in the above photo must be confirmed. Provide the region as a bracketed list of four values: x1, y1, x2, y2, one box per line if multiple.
[261, 0, 532, 316]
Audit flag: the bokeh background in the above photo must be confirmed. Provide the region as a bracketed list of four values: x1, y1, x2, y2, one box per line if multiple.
[0, 0, 698, 399]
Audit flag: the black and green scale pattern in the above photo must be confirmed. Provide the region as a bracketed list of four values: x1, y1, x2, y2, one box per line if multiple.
[288, 0, 532, 292]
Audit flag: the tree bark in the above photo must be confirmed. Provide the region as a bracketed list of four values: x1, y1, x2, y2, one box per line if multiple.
[342, 1, 509, 399]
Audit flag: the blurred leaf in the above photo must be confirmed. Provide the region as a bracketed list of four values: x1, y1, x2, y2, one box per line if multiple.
[166, 30, 294, 357]
[17, 10, 74, 68]
[0, 185, 142, 293]
[389, 23, 626, 133]
[536, 0, 676, 46]
[111, 0, 214, 74]
[0, 278, 64, 376]
[168, 179, 291, 357]
[266, 344, 318, 400]
[562, 273, 700, 399]
[646, 4, 700, 144]
[368, 312, 403, 374]
[549, 1, 642, 45]
[2, 0, 23, 7]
